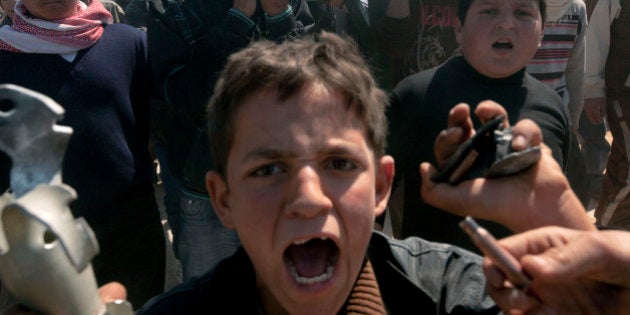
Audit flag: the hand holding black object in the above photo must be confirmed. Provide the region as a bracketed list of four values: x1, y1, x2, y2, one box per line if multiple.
[431, 115, 541, 185]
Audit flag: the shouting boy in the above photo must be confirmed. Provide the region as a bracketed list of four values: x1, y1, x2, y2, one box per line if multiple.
[134, 30, 592, 314]
[136, 32, 493, 314]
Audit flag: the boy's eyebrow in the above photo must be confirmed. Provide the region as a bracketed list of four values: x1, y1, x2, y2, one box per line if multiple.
[241, 142, 365, 162]
[474, 0, 537, 7]
[475, 0, 499, 6]
[512, 0, 540, 8]
[242, 148, 295, 162]
[321, 143, 365, 156]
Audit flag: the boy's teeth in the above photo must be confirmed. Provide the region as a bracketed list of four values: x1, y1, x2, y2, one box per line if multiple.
[290, 261, 335, 284]
[293, 239, 307, 245]
[292, 236, 328, 245]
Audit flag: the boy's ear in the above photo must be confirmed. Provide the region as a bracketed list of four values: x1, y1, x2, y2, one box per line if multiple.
[206, 170, 236, 230]
[454, 17, 464, 46]
[374, 155, 395, 218]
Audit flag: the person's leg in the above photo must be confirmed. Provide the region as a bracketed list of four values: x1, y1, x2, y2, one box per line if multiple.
[596, 97, 630, 229]
[91, 192, 166, 309]
[177, 189, 240, 281]
[577, 111, 611, 207]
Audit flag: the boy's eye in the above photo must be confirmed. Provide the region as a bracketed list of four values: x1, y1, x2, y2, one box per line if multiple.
[325, 158, 357, 171]
[251, 164, 284, 177]
[481, 9, 497, 15]
[515, 9, 534, 17]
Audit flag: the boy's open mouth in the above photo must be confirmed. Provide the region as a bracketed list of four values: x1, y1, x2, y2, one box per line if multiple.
[284, 237, 340, 285]
[492, 40, 514, 50]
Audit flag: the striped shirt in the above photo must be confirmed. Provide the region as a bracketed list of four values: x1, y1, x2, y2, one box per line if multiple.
[527, 0, 587, 126]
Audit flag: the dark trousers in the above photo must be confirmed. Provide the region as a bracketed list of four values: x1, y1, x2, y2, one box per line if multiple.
[577, 110, 610, 201]
[90, 191, 166, 309]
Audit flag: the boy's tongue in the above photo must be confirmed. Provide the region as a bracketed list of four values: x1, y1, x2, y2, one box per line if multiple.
[286, 239, 333, 277]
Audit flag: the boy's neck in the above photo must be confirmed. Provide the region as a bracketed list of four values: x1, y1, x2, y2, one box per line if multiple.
[256, 259, 386, 315]
[459, 56, 525, 84]
[338, 259, 386, 314]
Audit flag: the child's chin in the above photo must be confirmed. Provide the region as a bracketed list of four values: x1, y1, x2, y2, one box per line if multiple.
[279, 266, 349, 315]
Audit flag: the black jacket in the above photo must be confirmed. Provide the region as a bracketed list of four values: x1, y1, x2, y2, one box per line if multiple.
[147, 0, 314, 193]
[136, 231, 499, 314]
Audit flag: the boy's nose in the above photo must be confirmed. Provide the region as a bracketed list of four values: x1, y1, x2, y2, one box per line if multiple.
[495, 12, 517, 30]
[284, 166, 333, 218]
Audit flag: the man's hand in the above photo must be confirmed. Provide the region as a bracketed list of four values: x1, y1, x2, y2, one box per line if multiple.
[420, 101, 595, 232]
[484, 226, 630, 315]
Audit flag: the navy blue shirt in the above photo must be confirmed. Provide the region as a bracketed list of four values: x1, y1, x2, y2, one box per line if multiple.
[0, 23, 154, 221]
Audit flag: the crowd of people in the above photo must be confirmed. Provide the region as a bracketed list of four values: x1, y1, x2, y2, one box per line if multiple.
[0, 0, 628, 314]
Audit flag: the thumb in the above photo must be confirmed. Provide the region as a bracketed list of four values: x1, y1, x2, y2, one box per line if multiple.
[98, 282, 127, 303]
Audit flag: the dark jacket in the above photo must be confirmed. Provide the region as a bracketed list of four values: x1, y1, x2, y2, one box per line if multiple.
[136, 231, 499, 314]
[307, 0, 393, 90]
[147, 0, 314, 194]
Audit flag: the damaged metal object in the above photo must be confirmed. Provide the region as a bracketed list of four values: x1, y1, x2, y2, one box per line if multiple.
[0, 84, 133, 315]
[0, 84, 71, 198]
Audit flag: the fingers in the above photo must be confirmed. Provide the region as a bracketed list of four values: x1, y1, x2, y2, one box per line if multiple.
[476, 101, 542, 150]
[98, 282, 127, 304]
[447, 103, 473, 130]
[510, 119, 542, 150]
[520, 230, 630, 286]
[497, 226, 576, 258]
[436, 102, 529, 169]
[486, 284, 538, 314]
[434, 103, 474, 169]
[484, 258, 539, 313]
[483, 257, 508, 288]
[475, 100, 509, 126]
[433, 127, 465, 168]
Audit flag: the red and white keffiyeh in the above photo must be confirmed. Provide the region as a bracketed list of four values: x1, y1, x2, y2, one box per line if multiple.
[0, 0, 113, 53]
